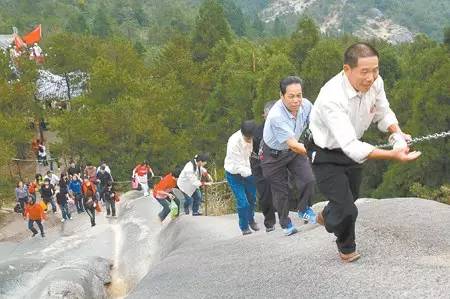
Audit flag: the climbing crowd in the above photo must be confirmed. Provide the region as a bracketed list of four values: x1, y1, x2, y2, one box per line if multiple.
[14, 43, 422, 263]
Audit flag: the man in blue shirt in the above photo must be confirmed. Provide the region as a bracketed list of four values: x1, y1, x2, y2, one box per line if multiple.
[261, 76, 316, 236]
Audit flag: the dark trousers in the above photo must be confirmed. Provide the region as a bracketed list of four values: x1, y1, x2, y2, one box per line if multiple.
[183, 189, 202, 215]
[308, 143, 362, 254]
[84, 198, 96, 226]
[28, 219, 44, 235]
[261, 143, 315, 228]
[157, 197, 180, 221]
[74, 193, 84, 212]
[60, 202, 71, 220]
[251, 162, 275, 229]
[18, 197, 28, 216]
[105, 199, 116, 216]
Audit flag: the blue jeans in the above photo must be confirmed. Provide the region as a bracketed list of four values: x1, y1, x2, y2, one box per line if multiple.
[183, 189, 202, 214]
[74, 193, 84, 212]
[226, 172, 256, 231]
[60, 202, 71, 220]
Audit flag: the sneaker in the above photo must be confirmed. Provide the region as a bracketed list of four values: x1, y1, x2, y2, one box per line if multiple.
[298, 207, 317, 224]
[249, 222, 260, 231]
[265, 226, 275, 233]
[242, 229, 252, 235]
[69, 216, 73, 220]
[283, 223, 298, 236]
[192, 212, 203, 216]
[106, 214, 110, 218]
[32, 232, 38, 237]
[61, 218, 65, 223]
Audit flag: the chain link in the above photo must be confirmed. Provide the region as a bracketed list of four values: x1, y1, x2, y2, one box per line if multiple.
[375, 130, 450, 149]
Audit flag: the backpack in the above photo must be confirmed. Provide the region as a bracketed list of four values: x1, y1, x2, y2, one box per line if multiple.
[14, 203, 23, 214]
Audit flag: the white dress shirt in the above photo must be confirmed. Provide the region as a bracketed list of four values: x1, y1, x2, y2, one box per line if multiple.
[224, 130, 253, 177]
[177, 161, 202, 197]
[310, 71, 398, 163]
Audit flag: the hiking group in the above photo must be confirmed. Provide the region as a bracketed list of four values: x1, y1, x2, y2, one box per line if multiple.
[222, 43, 421, 262]
[16, 160, 119, 237]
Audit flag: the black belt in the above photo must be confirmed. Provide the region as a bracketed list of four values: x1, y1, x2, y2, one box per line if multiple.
[263, 142, 291, 158]
[307, 139, 356, 166]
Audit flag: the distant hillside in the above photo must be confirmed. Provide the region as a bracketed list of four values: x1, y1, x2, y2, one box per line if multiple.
[247, 0, 449, 42]
[0, 0, 447, 46]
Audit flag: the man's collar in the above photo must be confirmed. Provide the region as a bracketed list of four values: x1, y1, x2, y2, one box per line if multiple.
[342, 71, 363, 99]
[280, 98, 301, 119]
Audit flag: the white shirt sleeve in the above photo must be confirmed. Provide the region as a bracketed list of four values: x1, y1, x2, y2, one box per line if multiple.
[224, 133, 252, 177]
[319, 96, 375, 163]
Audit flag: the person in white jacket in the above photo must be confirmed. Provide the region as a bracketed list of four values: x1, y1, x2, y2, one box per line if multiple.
[177, 153, 210, 215]
[224, 120, 259, 235]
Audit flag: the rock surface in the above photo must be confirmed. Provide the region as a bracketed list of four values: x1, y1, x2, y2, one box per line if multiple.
[129, 198, 450, 298]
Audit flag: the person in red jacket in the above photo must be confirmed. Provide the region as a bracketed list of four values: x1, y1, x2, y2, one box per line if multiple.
[24, 196, 46, 237]
[132, 161, 155, 196]
[82, 179, 98, 227]
[153, 169, 180, 222]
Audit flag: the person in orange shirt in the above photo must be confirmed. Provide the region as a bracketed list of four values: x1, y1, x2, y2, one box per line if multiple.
[153, 169, 180, 222]
[24, 196, 46, 237]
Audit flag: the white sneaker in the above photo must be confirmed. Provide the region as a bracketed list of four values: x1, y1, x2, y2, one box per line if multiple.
[61, 218, 65, 223]
[69, 216, 73, 220]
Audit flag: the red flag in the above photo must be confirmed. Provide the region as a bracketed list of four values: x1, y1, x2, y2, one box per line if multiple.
[23, 24, 42, 45]
[14, 35, 26, 49]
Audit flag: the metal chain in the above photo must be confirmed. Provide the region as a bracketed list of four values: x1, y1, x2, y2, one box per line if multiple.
[376, 130, 450, 149]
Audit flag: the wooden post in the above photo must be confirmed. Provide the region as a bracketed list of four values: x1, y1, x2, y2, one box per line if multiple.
[16, 160, 22, 180]
[204, 186, 208, 216]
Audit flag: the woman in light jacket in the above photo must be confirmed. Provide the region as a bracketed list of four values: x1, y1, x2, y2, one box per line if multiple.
[177, 153, 210, 216]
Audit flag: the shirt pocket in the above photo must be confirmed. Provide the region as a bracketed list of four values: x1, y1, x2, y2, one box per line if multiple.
[360, 99, 376, 131]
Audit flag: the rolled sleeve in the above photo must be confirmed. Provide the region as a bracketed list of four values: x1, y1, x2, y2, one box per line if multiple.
[342, 140, 375, 164]
[373, 78, 399, 132]
[272, 118, 294, 144]
[321, 98, 375, 163]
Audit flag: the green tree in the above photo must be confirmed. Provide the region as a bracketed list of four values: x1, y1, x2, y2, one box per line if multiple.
[92, 5, 113, 38]
[289, 16, 320, 70]
[192, 0, 233, 62]
[254, 53, 296, 120]
[66, 12, 89, 34]
[272, 17, 287, 37]
[301, 39, 343, 99]
[219, 0, 247, 37]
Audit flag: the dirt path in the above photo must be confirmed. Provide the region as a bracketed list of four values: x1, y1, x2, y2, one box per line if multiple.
[0, 208, 62, 242]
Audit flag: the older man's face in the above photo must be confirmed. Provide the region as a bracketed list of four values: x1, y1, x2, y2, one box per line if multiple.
[344, 56, 379, 93]
[281, 83, 302, 115]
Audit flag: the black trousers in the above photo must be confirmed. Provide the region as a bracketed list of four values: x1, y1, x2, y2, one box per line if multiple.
[28, 219, 44, 235]
[251, 161, 275, 229]
[308, 143, 362, 254]
[261, 143, 315, 228]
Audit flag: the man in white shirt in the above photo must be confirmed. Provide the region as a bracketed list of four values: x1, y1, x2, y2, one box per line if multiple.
[225, 120, 258, 235]
[309, 43, 421, 262]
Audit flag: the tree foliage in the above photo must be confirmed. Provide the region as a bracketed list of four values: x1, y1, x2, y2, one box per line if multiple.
[0, 3, 448, 205]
